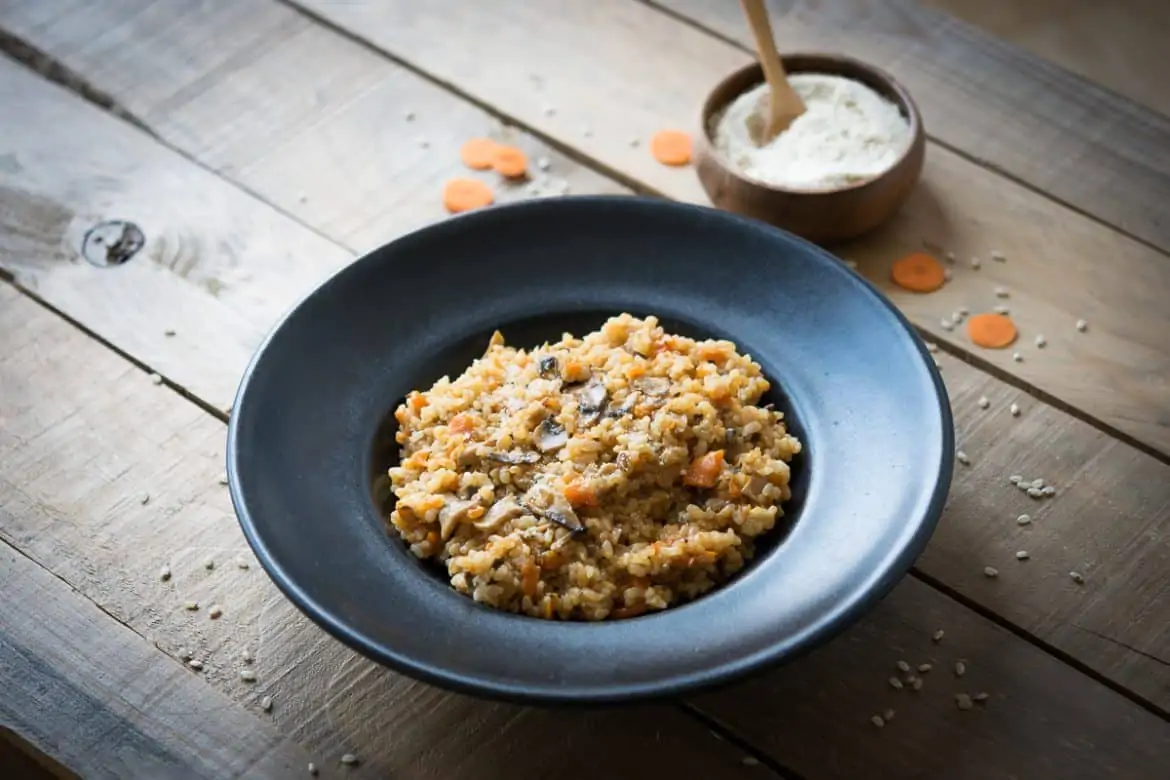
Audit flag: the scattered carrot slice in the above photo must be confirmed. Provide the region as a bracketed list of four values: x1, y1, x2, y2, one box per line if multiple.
[650, 130, 692, 166]
[521, 561, 540, 597]
[442, 178, 494, 213]
[564, 481, 599, 508]
[492, 145, 528, 178]
[459, 137, 500, 170]
[448, 413, 475, 433]
[891, 252, 946, 293]
[684, 449, 725, 488]
[967, 312, 1018, 349]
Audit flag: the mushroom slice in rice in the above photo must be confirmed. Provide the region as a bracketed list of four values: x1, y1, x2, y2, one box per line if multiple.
[632, 376, 671, 396]
[533, 418, 568, 452]
[438, 496, 477, 540]
[575, 378, 609, 426]
[487, 450, 541, 465]
[476, 496, 527, 532]
[523, 482, 585, 533]
[538, 355, 559, 379]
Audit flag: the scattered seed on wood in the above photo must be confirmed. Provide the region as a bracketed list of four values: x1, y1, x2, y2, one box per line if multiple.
[184, 601, 199, 611]
[896, 660, 911, 673]
[208, 605, 223, 619]
[990, 250, 1005, 262]
[933, 357, 942, 369]
[150, 373, 163, 385]
[956, 450, 970, 465]
[945, 251, 956, 262]
[1010, 403, 1021, 417]
[883, 708, 896, 722]
[958, 306, 969, 316]
[943, 268, 954, 281]
[926, 342, 939, 353]
[970, 256, 981, 269]
[742, 756, 760, 767]
[340, 754, 359, 766]
[180, 648, 192, 660]
[978, 396, 990, 409]
[1016, 513, 1032, 525]
[1070, 571, 1085, 584]
[217, 473, 229, 485]
[951, 310, 965, 323]
[994, 286, 1009, 298]
[203, 556, 215, 570]
[187, 659, 203, 670]
[1012, 351, 1023, 362]
[955, 693, 974, 711]
[1076, 319, 1088, 332]
[236, 556, 250, 570]
[983, 566, 999, 578]
[1016, 550, 1030, 560]
[940, 319, 954, 331]
[240, 669, 257, 682]
[1027, 487, 1044, 498]
[164, 328, 176, 337]
[932, 629, 945, 643]
[159, 565, 171, 582]
[993, 304, 1010, 315]
[870, 714, 885, 728]
[973, 692, 990, 702]
[954, 660, 967, 676]
[536, 156, 551, 171]
[140, 492, 151, 505]
[1031, 478, 1045, 489]
[1035, 334, 1047, 348]
[888, 676, 904, 690]
[308, 763, 318, 776]
[1009, 475, 1022, 485]
[911, 677, 924, 691]
[918, 663, 932, 673]
[1042, 485, 1056, 496]
[261, 695, 273, 712]
[403, 110, 415, 121]
[242, 649, 254, 663]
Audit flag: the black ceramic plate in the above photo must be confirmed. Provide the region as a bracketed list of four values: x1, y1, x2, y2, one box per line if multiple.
[227, 196, 952, 704]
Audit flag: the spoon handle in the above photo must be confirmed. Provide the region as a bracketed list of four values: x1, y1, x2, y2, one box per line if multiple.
[740, 0, 806, 133]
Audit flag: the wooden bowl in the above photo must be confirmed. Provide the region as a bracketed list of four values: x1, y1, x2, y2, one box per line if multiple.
[696, 54, 925, 245]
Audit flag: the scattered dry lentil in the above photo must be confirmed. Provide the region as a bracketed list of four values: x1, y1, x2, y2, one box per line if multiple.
[983, 566, 999, 578]
[970, 256, 981, 269]
[150, 373, 163, 385]
[1042, 485, 1056, 497]
[896, 660, 911, 673]
[932, 629, 945, 643]
[159, 565, 171, 582]
[1076, 319, 1088, 332]
[217, 473, 229, 486]
[1035, 334, 1047, 348]
[1031, 478, 1044, 489]
[889, 676, 904, 690]
[1012, 351, 1023, 362]
[1010, 403, 1021, 417]
[536, 156, 551, 171]
[990, 250, 1005, 261]
[164, 328, 176, 337]
[341, 754, 359, 766]
[1016, 550, 1030, 560]
[952, 310, 966, 324]
[911, 677, 924, 691]
[993, 304, 1010, 315]
[945, 251, 956, 262]
[242, 649, 254, 663]
[208, 605, 223, 619]
[187, 659, 203, 670]
[940, 319, 954, 331]
[883, 708, 896, 722]
[972, 692, 990, 702]
[1016, 513, 1032, 526]
[957, 306, 970, 316]
[308, 762, 318, 776]
[183, 601, 199, 611]
[927, 342, 939, 353]
[261, 695, 273, 712]
[1027, 487, 1044, 498]
[994, 286, 1009, 298]
[954, 660, 967, 677]
[870, 714, 885, 728]
[180, 648, 192, 660]
[978, 396, 990, 409]
[943, 268, 954, 281]
[240, 669, 257, 682]
[236, 556, 250, 570]
[956, 450, 971, 465]
[140, 493, 151, 505]
[742, 756, 760, 767]
[918, 663, 932, 673]
[1070, 571, 1085, 584]
[1009, 475, 1022, 485]
[955, 693, 974, 711]
[203, 556, 215, 570]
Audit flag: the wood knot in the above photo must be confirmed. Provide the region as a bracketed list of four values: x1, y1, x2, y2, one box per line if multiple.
[81, 219, 145, 267]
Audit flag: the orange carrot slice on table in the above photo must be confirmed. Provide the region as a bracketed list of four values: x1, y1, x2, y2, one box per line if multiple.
[650, 130, 692, 166]
[442, 178, 494, 214]
[492, 145, 528, 178]
[891, 252, 946, 293]
[460, 137, 500, 170]
[967, 312, 1018, 348]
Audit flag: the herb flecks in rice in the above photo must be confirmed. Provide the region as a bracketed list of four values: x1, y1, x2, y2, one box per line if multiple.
[388, 315, 802, 621]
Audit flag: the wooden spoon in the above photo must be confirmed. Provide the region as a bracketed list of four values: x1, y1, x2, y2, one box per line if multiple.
[739, 0, 806, 144]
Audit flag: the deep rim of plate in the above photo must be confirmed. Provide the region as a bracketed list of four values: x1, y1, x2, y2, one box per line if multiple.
[226, 195, 954, 704]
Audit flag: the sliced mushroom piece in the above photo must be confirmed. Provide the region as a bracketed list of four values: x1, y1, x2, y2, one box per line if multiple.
[538, 355, 559, 379]
[633, 376, 671, 397]
[438, 496, 476, 540]
[740, 475, 770, 504]
[475, 497, 527, 532]
[487, 450, 541, 465]
[545, 508, 585, 534]
[576, 379, 609, 426]
[534, 418, 569, 452]
[522, 482, 585, 534]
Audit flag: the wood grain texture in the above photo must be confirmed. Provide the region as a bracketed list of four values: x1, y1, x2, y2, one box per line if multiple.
[653, 0, 1170, 253]
[0, 543, 312, 779]
[1, 0, 1169, 711]
[275, 0, 1170, 457]
[923, 0, 1170, 118]
[0, 283, 775, 779]
[4, 283, 1170, 779]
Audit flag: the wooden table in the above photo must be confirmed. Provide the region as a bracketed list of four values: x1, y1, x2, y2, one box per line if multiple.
[2, 1, 1168, 777]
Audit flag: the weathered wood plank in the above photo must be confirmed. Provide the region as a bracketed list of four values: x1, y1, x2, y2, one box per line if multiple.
[652, 0, 1170, 253]
[273, 0, 1169, 456]
[4, 282, 1169, 779]
[0, 542, 313, 779]
[0, 282, 776, 778]
[1, 0, 1169, 712]
[922, 0, 1170, 118]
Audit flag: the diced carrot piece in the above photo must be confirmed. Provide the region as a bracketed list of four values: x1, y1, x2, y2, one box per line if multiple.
[394, 407, 408, 424]
[541, 549, 565, 571]
[624, 363, 647, 379]
[467, 505, 485, 520]
[449, 413, 475, 433]
[563, 360, 589, 382]
[564, 481, 599, 508]
[408, 393, 428, 412]
[425, 531, 440, 547]
[522, 561, 540, 597]
[683, 449, 725, 488]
